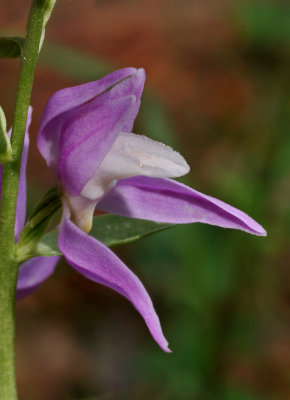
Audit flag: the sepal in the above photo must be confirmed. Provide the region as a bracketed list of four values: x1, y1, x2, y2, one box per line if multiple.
[38, 0, 57, 52]
[16, 186, 61, 262]
[43, 0, 57, 28]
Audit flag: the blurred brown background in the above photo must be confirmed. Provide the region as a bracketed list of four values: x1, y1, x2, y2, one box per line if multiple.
[1, 1, 289, 399]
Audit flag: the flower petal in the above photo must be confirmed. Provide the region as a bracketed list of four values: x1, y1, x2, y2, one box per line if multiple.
[38, 68, 145, 172]
[98, 176, 267, 236]
[16, 256, 60, 300]
[14, 106, 32, 240]
[119, 69, 145, 132]
[58, 95, 135, 196]
[0, 106, 32, 240]
[58, 211, 171, 352]
[81, 132, 190, 201]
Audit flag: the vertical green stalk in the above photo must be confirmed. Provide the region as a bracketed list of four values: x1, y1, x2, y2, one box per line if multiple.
[0, 1, 56, 398]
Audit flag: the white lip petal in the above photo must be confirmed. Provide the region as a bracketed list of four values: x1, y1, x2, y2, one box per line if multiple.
[81, 132, 190, 202]
[112, 132, 190, 178]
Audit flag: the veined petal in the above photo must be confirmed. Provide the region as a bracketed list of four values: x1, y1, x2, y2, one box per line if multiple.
[38, 68, 145, 172]
[58, 95, 135, 196]
[98, 176, 267, 236]
[0, 106, 32, 240]
[81, 132, 190, 201]
[118, 69, 145, 132]
[16, 256, 60, 300]
[58, 210, 171, 352]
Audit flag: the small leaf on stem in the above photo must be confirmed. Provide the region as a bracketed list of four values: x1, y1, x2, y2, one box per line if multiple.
[0, 37, 25, 58]
[0, 107, 12, 163]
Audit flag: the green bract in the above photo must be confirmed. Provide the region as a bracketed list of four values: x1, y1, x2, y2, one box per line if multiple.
[0, 107, 12, 162]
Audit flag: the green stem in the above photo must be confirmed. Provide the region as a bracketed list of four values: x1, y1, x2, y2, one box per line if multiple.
[0, 1, 55, 398]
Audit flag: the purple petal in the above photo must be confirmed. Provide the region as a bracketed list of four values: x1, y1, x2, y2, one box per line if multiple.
[16, 256, 60, 300]
[58, 212, 171, 352]
[0, 107, 32, 240]
[98, 176, 266, 236]
[120, 69, 145, 132]
[38, 68, 145, 173]
[14, 106, 32, 240]
[58, 95, 135, 196]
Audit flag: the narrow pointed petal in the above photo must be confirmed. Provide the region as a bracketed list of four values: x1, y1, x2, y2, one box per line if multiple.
[58, 212, 171, 352]
[14, 106, 32, 239]
[16, 256, 60, 300]
[98, 176, 266, 236]
[38, 68, 145, 172]
[0, 106, 32, 240]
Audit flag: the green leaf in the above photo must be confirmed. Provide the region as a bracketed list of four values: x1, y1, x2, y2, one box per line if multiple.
[91, 214, 173, 247]
[34, 214, 174, 258]
[0, 37, 25, 58]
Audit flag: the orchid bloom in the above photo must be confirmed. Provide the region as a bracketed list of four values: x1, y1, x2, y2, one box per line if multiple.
[11, 68, 266, 352]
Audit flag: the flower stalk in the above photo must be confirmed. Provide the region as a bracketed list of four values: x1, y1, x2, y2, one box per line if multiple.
[0, 1, 56, 398]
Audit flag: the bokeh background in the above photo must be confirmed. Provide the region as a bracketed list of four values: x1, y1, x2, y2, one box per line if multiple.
[1, 1, 290, 399]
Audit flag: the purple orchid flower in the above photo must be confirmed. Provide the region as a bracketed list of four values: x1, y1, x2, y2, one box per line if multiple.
[12, 68, 266, 352]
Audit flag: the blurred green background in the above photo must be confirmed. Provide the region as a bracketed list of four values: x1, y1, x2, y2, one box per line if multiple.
[0, 0, 289, 399]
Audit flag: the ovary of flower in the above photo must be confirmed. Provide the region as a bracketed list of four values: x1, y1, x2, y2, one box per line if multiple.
[67, 132, 190, 232]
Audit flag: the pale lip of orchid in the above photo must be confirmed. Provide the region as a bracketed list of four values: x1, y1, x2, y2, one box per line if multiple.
[11, 68, 266, 352]
[68, 131, 190, 232]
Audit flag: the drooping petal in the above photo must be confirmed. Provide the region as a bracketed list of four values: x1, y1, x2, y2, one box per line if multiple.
[38, 68, 145, 172]
[0, 106, 32, 240]
[58, 210, 171, 352]
[81, 131, 190, 200]
[16, 256, 60, 300]
[98, 176, 267, 236]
